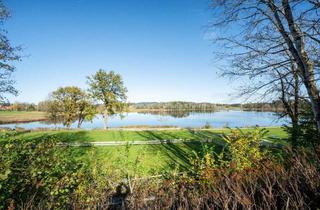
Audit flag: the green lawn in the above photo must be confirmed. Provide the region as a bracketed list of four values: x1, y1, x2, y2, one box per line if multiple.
[17, 127, 287, 143]
[0, 111, 47, 123]
[69, 141, 225, 176]
[2, 127, 288, 175]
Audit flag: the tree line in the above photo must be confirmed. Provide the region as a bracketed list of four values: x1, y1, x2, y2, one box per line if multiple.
[0, 102, 37, 111]
[130, 101, 285, 112]
[131, 101, 218, 111]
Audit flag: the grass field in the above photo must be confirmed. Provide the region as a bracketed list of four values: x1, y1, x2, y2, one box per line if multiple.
[3, 127, 287, 175]
[69, 141, 224, 175]
[0, 111, 47, 124]
[16, 127, 287, 142]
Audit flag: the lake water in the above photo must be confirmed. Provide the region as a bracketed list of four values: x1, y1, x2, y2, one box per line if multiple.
[0, 111, 288, 130]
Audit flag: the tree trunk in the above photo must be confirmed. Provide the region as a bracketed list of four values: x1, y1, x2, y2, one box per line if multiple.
[281, 0, 320, 135]
[103, 113, 108, 130]
[291, 117, 299, 147]
[268, 0, 320, 136]
[77, 118, 83, 129]
[292, 68, 300, 147]
[301, 75, 320, 132]
[277, 68, 300, 146]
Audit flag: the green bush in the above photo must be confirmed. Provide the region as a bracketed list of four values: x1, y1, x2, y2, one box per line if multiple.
[223, 128, 269, 170]
[188, 127, 269, 175]
[0, 136, 86, 208]
[189, 143, 218, 179]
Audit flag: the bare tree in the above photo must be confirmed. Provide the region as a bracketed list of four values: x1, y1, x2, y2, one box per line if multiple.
[276, 62, 302, 145]
[0, 1, 20, 102]
[210, 0, 320, 136]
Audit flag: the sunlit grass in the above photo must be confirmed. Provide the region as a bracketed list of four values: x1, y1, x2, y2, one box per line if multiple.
[0, 111, 47, 123]
[3, 127, 287, 175]
[17, 127, 287, 142]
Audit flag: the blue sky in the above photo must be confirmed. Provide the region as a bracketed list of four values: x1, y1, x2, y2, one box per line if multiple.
[5, 0, 238, 103]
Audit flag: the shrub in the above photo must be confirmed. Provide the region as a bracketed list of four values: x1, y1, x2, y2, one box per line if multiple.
[223, 127, 269, 170]
[188, 143, 217, 181]
[0, 136, 86, 208]
[202, 122, 212, 129]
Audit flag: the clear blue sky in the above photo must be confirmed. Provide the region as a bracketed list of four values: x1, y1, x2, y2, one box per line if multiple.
[5, 0, 238, 103]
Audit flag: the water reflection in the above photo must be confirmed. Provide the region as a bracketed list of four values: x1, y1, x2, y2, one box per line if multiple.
[0, 111, 288, 130]
[138, 110, 197, 118]
[41, 116, 65, 126]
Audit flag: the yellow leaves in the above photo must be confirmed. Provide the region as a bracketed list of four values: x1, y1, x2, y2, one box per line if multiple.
[189, 144, 217, 181]
[223, 127, 268, 170]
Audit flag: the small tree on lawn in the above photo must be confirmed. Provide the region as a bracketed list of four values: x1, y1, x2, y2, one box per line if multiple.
[87, 69, 127, 129]
[48, 86, 96, 128]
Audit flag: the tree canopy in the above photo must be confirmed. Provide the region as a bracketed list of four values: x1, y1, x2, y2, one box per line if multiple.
[48, 86, 96, 128]
[87, 69, 127, 129]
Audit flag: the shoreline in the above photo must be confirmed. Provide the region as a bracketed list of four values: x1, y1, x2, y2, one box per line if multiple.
[0, 118, 47, 125]
[0, 125, 284, 132]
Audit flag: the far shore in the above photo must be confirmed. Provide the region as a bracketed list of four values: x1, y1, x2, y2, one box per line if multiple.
[0, 111, 48, 124]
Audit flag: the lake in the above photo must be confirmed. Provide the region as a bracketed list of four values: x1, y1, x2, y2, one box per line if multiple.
[0, 111, 288, 129]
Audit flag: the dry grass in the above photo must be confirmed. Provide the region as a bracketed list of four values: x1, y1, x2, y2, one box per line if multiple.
[122, 148, 320, 209]
[0, 111, 47, 124]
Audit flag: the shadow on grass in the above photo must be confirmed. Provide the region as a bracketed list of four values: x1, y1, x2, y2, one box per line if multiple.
[134, 130, 179, 140]
[27, 130, 94, 143]
[135, 130, 225, 171]
[185, 129, 226, 142]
